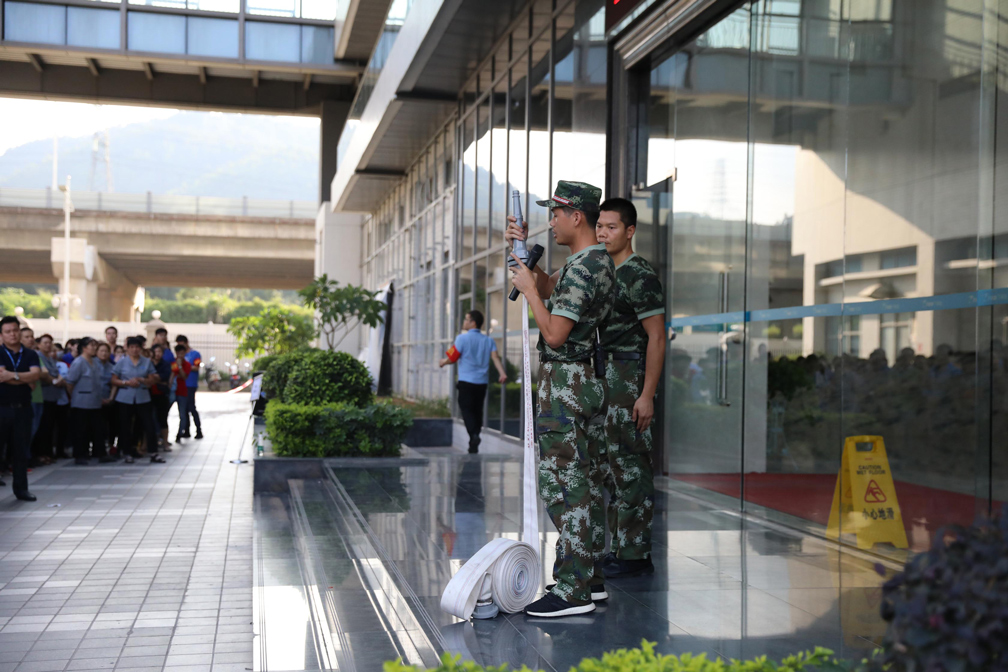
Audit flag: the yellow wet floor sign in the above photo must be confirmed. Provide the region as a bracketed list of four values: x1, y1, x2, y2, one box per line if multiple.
[826, 435, 908, 549]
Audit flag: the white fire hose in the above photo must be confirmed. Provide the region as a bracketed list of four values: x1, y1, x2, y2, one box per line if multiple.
[440, 294, 541, 619]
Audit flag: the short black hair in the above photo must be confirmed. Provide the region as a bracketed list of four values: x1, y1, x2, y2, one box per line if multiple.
[126, 336, 144, 347]
[67, 338, 78, 346]
[467, 310, 484, 329]
[174, 344, 187, 354]
[105, 326, 118, 334]
[20, 326, 33, 334]
[0, 316, 20, 331]
[560, 206, 600, 227]
[39, 333, 53, 342]
[176, 335, 189, 344]
[152, 343, 164, 353]
[155, 328, 168, 336]
[600, 198, 637, 230]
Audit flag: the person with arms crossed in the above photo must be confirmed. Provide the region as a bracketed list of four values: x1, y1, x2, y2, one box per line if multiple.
[32, 333, 66, 465]
[439, 309, 508, 454]
[0, 315, 41, 500]
[594, 198, 665, 578]
[150, 344, 172, 451]
[64, 337, 110, 464]
[506, 181, 615, 617]
[175, 335, 203, 439]
[21, 328, 46, 443]
[111, 336, 163, 464]
[95, 342, 118, 459]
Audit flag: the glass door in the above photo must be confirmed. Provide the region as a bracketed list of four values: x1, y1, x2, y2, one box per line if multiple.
[652, 9, 753, 499]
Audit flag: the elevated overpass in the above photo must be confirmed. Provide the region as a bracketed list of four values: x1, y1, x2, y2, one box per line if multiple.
[0, 0, 397, 201]
[0, 187, 316, 320]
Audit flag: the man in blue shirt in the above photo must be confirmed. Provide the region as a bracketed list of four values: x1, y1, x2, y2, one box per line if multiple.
[175, 335, 203, 440]
[439, 310, 507, 454]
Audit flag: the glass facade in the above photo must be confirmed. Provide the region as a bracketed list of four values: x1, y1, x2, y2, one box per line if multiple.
[352, 0, 1007, 557]
[622, 0, 1008, 556]
[362, 0, 607, 438]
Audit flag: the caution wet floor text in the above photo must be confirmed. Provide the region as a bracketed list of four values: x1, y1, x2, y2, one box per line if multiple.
[826, 435, 908, 550]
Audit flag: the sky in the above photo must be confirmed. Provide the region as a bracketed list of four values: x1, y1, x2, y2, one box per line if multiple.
[0, 98, 180, 156]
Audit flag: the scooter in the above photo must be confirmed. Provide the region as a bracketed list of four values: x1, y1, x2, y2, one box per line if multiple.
[205, 357, 225, 391]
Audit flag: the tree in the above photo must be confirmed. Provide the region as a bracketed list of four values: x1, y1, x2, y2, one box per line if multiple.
[298, 275, 386, 350]
[228, 306, 315, 358]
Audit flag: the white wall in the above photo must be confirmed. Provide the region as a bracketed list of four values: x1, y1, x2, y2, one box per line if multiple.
[315, 203, 365, 355]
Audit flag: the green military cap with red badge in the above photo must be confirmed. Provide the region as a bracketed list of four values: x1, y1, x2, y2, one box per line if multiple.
[536, 180, 602, 213]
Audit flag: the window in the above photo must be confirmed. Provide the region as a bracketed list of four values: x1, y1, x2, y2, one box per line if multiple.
[301, 25, 334, 64]
[881, 246, 917, 269]
[5, 2, 65, 44]
[880, 312, 914, 364]
[245, 21, 300, 62]
[68, 7, 119, 49]
[188, 17, 238, 58]
[128, 13, 186, 54]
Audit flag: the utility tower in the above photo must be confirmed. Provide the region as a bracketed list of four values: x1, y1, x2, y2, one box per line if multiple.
[89, 130, 113, 192]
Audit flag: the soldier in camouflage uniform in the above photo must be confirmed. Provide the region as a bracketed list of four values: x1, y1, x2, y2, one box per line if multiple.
[506, 181, 615, 618]
[595, 198, 665, 578]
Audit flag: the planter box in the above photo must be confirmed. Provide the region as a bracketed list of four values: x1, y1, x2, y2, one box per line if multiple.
[402, 418, 452, 447]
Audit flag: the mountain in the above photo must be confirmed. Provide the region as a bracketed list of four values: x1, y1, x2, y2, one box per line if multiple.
[0, 111, 320, 201]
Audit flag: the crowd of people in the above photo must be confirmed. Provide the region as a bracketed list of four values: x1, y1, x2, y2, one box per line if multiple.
[0, 316, 207, 502]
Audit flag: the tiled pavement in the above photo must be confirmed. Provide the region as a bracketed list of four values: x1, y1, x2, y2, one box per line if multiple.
[0, 393, 254, 672]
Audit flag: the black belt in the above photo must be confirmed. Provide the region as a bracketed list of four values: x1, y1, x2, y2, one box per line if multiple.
[540, 356, 592, 365]
[609, 352, 643, 361]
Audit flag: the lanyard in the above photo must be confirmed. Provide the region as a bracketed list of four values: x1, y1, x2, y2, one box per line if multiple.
[2, 346, 22, 372]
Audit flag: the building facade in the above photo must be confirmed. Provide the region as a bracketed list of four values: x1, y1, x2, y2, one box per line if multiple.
[328, 0, 1008, 555]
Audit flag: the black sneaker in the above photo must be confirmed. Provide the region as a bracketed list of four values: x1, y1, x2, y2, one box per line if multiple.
[603, 557, 655, 579]
[195, 430, 204, 440]
[545, 583, 608, 601]
[524, 592, 595, 618]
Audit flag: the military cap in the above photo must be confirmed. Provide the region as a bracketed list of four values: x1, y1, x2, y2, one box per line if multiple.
[536, 180, 602, 212]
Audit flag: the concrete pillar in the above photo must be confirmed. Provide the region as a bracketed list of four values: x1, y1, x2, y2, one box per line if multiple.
[50, 237, 138, 321]
[315, 203, 364, 354]
[319, 101, 351, 203]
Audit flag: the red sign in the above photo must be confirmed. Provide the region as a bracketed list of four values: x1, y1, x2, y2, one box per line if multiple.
[864, 480, 887, 503]
[606, 0, 648, 31]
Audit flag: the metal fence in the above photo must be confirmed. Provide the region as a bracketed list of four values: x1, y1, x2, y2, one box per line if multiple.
[0, 188, 318, 220]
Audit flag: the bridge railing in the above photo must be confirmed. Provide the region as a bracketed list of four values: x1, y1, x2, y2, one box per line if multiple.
[0, 187, 318, 220]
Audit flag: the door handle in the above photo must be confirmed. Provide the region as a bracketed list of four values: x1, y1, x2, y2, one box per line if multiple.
[717, 271, 730, 407]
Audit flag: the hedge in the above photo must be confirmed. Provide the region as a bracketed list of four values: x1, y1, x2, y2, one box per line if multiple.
[384, 643, 852, 672]
[261, 348, 312, 398]
[265, 401, 411, 457]
[285, 350, 373, 407]
[252, 354, 278, 375]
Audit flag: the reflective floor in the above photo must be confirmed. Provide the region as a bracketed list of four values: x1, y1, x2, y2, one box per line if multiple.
[253, 449, 892, 671]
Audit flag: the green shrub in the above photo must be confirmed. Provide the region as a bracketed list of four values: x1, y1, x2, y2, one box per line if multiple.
[265, 401, 412, 457]
[253, 354, 278, 374]
[384, 642, 852, 672]
[262, 348, 315, 398]
[285, 350, 373, 407]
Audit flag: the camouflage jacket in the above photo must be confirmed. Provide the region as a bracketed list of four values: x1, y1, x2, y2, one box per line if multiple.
[538, 243, 615, 362]
[600, 254, 664, 354]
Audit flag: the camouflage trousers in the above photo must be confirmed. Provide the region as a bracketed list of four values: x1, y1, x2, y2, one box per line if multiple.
[536, 360, 607, 605]
[599, 359, 654, 560]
